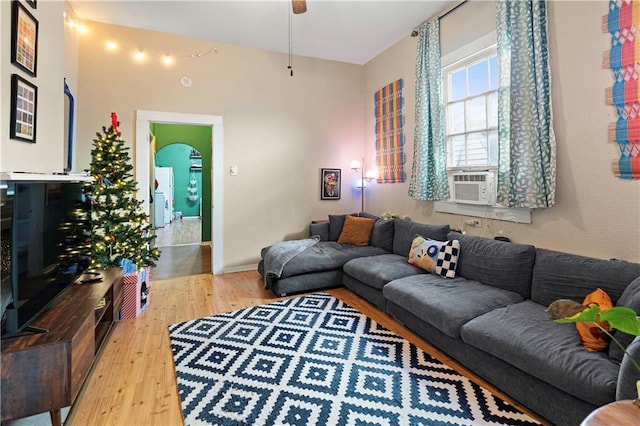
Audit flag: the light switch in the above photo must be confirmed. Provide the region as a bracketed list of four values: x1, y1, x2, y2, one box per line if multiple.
[230, 165, 238, 176]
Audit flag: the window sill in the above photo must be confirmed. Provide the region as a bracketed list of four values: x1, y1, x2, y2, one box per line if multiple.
[434, 201, 531, 224]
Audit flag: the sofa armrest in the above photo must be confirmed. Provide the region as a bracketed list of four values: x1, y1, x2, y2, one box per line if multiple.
[309, 222, 329, 241]
[616, 336, 640, 400]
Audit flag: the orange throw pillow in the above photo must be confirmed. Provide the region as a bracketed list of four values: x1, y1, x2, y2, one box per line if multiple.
[337, 216, 375, 246]
[577, 288, 613, 352]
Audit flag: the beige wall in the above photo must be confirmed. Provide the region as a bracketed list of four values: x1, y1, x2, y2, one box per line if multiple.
[6, 0, 638, 270]
[76, 22, 366, 270]
[364, 0, 640, 262]
[1, 1, 66, 173]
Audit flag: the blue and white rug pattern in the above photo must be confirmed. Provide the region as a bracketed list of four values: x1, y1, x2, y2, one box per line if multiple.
[168, 293, 540, 425]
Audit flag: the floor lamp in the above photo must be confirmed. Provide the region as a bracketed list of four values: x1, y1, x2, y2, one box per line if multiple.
[350, 158, 376, 212]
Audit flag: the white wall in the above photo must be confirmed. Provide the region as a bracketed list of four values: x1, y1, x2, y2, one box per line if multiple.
[364, 0, 640, 262]
[76, 22, 366, 271]
[1, 1, 66, 173]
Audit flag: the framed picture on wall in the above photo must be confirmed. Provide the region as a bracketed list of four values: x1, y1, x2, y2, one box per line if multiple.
[321, 168, 341, 200]
[10, 74, 38, 143]
[11, 0, 38, 77]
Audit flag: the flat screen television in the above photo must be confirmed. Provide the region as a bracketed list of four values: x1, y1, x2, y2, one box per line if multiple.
[1, 178, 92, 338]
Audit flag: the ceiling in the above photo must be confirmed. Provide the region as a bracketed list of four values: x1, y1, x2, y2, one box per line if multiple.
[68, 0, 456, 65]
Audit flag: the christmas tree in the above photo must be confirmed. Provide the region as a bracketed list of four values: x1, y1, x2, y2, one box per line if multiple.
[85, 113, 160, 270]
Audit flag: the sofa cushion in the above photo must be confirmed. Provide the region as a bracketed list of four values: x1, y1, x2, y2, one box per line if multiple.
[392, 220, 450, 257]
[577, 289, 613, 352]
[436, 239, 460, 278]
[280, 241, 388, 278]
[460, 300, 619, 407]
[618, 336, 640, 400]
[408, 236, 436, 271]
[531, 248, 640, 307]
[328, 215, 347, 241]
[610, 276, 640, 363]
[309, 221, 329, 241]
[328, 213, 379, 241]
[383, 274, 523, 338]
[343, 254, 426, 290]
[356, 212, 380, 220]
[447, 232, 535, 299]
[407, 237, 460, 278]
[369, 219, 394, 252]
[271, 270, 344, 296]
[338, 216, 375, 246]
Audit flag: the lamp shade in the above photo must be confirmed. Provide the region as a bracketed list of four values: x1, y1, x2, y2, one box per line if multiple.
[350, 160, 361, 170]
[365, 169, 377, 180]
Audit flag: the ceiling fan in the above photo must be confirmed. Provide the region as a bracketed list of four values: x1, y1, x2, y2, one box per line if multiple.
[292, 0, 307, 14]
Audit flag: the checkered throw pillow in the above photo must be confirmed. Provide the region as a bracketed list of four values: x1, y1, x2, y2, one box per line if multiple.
[436, 240, 460, 278]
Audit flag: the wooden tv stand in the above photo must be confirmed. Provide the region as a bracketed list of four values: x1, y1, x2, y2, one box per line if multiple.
[1, 268, 123, 425]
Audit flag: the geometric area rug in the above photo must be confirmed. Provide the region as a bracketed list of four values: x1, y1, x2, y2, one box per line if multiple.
[168, 293, 541, 425]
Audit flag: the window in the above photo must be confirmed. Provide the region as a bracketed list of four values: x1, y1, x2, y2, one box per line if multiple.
[433, 25, 534, 221]
[443, 46, 498, 170]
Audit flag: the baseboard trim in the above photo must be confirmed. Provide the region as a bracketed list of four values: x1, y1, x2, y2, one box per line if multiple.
[223, 264, 258, 274]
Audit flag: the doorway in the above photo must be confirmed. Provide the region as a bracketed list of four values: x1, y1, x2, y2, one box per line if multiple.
[135, 110, 224, 274]
[154, 142, 204, 247]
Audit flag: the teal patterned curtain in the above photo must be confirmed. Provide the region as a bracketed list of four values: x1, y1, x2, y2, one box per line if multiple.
[408, 18, 449, 201]
[496, 0, 556, 208]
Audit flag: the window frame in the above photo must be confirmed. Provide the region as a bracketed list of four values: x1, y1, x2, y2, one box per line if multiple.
[442, 44, 498, 173]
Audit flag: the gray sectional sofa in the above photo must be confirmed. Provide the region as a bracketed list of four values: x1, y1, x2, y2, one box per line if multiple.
[258, 213, 640, 425]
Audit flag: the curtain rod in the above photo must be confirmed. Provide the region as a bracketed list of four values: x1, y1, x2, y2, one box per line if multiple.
[411, 0, 467, 37]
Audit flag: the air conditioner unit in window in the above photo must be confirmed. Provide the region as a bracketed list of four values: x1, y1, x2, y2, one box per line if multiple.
[452, 172, 495, 205]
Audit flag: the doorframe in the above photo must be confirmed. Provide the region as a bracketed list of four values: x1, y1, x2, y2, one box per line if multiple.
[135, 110, 223, 274]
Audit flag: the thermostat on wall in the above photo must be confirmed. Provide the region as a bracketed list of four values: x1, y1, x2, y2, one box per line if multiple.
[179, 76, 193, 88]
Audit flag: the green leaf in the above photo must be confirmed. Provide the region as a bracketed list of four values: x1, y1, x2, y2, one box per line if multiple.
[599, 307, 640, 336]
[554, 305, 640, 337]
[554, 304, 601, 324]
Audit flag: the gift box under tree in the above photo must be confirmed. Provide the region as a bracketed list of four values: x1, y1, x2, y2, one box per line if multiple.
[121, 265, 150, 320]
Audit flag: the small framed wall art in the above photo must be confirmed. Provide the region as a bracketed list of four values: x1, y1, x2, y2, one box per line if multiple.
[321, 168, 341, 200]
[11, 0, 39, 77]
[10, 74, 38, 143]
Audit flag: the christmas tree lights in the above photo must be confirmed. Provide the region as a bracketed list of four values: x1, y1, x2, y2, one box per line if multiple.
[85, 114, 161, 270]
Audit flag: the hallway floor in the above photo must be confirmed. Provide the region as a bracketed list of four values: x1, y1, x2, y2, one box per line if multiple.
[152, 214, 211, 280]
[150, 244, 211, 280]
[154, 216, 201, 247]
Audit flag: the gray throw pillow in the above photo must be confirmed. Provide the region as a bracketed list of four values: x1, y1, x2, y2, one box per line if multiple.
[609, 276, 640, 364]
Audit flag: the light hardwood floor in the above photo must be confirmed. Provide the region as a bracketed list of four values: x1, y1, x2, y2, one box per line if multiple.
[151, 245, 212, 280]
[154, 217, 202, 247]
[66, 267, 549, 425]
